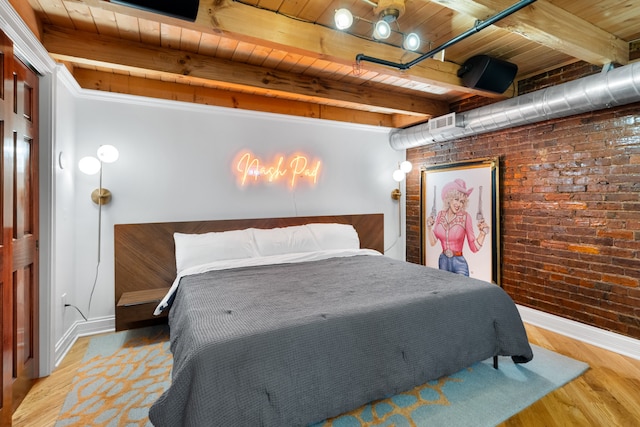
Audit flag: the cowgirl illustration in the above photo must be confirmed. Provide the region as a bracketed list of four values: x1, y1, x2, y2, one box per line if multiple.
[426, 178, 489, 276]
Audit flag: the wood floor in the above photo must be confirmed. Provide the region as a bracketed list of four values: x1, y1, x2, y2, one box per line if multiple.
[12, 323, 640, 427]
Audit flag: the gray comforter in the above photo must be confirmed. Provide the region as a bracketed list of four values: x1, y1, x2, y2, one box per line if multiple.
[149, 255, 533, 426]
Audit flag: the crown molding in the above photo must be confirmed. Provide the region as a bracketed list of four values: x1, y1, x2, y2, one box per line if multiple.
[0, 0, 56, 74]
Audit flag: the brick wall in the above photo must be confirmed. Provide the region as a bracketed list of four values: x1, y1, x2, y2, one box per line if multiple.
[405, 64, 640, 340]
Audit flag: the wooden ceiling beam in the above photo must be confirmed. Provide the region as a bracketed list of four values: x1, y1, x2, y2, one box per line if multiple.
[71, 68, 423, 127]
[193, 0, 474, 93]
[42, 26, 448, 117]
[66, 0, 474, 93]
[426, 0, 629, 65]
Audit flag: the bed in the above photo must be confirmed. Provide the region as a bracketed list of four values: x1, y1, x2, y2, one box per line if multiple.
[114, 214, 533, 427]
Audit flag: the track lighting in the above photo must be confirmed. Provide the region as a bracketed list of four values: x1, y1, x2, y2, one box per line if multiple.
[333, 0, 420, 52]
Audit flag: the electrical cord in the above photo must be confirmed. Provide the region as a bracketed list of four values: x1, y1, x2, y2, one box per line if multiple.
[384, 235, 399, 253]
[63, 261, 97, 322]
[64, 303, 88, 321]
[87, 261, 100, 316]
[87, 165, 105, 317]
[64, 173, 103, 322]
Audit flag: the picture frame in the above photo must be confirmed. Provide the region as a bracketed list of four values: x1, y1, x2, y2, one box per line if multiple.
[420, 158, 500, 285]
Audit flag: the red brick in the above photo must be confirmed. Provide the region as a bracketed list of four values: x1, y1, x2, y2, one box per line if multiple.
[602, 274, 639, 288]
[406, 70, 640, 340]
[568, 244, 601, 255]
[597, 229, 635, 239]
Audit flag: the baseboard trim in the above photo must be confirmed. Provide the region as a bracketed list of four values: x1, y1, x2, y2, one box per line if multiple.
[517, 305, 640, 360]
[54, 316, 115, 367]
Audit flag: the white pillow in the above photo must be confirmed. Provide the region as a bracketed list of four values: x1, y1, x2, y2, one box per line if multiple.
[306, 223, 360, 250]
[252, 225, 321, 257]
[173, 223, 362, 273]
[174, 229, 258, 273]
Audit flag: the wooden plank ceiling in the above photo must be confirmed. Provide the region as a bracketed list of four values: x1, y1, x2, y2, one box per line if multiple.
[16, 0, 640, 127]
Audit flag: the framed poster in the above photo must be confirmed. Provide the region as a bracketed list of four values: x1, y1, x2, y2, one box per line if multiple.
[421, 158, 500, 285]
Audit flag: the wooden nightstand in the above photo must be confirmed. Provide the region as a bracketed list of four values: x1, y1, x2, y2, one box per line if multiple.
[116, 288, 169, 331]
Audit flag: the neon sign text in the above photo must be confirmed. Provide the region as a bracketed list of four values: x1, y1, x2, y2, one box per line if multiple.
[234, 151, 322, 188]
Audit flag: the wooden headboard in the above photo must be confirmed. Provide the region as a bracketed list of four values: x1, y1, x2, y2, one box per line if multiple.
[114, 213, 384, 329]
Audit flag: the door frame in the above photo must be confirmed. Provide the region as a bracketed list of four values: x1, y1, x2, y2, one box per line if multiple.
[0, 3, 55, 379]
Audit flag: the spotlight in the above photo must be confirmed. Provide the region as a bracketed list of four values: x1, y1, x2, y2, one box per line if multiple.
[334, 8, 353, 30]
[373, 20, 391, 40]
[403, 33, 421, 51]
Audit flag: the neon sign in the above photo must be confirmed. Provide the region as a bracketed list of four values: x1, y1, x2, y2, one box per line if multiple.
[234, 150, 322, 188]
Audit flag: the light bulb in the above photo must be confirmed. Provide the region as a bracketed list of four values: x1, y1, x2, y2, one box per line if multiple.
[78, 156, 101, 175]
[392, 169, 405, 182]
[97, 145, 119, 163]
[400, 161, 413, 173]
[373, 20, 391, 40]
[403, 33, 420, 51]
[334, 8, 354, 30]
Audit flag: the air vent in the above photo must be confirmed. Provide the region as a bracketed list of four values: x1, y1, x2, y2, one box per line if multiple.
[428, 112, 461, 132]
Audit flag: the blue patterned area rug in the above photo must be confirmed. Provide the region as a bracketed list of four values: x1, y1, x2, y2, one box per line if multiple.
[55, 325, 588, 427]
[314, 345, 588, 427]
[55, 325, 172, 427]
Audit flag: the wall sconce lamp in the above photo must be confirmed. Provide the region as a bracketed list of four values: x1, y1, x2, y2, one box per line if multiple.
[76, 144, 119, 318]
[78, 145, 119, 205]
[391, 160, 413, 236]
[392, 160, 412, 200]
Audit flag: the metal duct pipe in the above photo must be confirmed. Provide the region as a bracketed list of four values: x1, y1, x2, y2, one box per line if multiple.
[389, 61, 640, 150]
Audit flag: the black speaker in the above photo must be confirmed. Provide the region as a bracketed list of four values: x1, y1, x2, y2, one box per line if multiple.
[457, 55, 518, 94]
[111, 0, 199, 22]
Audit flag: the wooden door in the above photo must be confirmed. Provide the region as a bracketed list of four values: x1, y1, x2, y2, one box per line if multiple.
[0, 29, 39, 426]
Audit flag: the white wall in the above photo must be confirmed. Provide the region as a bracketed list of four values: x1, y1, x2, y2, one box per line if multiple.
[70, 91, 408, 323]
[52, 68, 79, 345]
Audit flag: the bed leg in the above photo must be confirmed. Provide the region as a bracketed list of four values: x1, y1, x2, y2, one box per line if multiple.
[493, 356, 498, 369]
